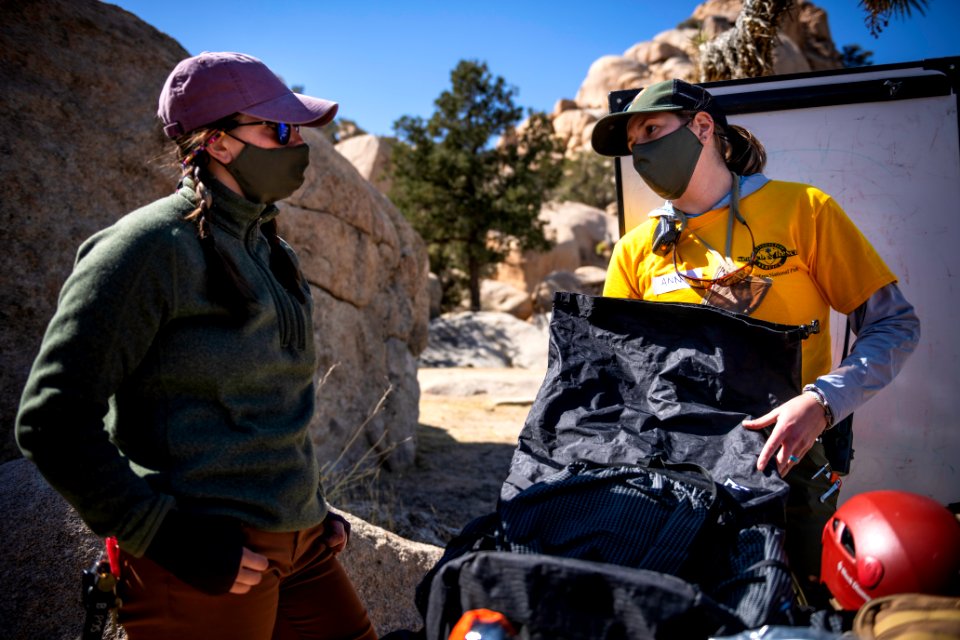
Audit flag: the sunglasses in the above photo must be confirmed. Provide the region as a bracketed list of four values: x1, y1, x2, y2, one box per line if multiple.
[224, 120, 300, 146]
[672, 218, 757, 289]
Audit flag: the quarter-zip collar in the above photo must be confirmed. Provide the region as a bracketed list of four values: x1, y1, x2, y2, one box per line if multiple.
[178, 174, 279, 237]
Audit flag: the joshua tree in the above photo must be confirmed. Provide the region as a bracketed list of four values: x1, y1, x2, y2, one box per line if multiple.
[699, 0, 794, 82]
[698, 0, 928, 81]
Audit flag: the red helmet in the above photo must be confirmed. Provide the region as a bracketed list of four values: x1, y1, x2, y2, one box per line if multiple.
[821, 490, 960, 610]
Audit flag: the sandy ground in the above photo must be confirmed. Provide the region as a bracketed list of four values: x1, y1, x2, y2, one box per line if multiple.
[341, 367, 547, 546]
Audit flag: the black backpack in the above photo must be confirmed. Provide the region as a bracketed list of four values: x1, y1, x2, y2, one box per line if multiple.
[411, 294, 820, 640]
[424, 550, 744, 640]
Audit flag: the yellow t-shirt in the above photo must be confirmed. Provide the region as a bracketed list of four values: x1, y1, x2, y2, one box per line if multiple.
[604, 180, 896, 385]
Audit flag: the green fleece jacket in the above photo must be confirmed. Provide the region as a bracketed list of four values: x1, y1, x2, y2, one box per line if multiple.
[16, 176, 326, 556]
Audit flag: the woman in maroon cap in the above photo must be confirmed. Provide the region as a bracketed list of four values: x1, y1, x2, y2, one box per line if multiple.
[16, 52, 377, 639]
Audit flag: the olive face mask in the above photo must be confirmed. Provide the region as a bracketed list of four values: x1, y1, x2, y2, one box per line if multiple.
[631, 124, 703, 200]
[224, 142, 310, 204]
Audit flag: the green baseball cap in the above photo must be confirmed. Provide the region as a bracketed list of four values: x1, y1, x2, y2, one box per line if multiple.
[590, 79, 728, 157]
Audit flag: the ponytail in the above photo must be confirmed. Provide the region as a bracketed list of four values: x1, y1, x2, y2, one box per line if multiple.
[717, 124, 767, 175]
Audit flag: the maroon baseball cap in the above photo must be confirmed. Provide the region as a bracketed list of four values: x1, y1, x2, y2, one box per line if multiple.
[158, 51, 338, 138]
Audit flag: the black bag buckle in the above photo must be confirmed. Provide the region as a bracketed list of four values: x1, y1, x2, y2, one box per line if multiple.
[651, 211, 686, 256]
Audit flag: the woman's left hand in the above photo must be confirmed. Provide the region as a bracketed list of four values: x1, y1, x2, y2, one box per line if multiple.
[742, 392, 828, 476]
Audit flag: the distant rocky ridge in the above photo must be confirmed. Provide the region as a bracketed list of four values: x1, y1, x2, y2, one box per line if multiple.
[555, 0, 841, 155]
[337, 0, 841, 166]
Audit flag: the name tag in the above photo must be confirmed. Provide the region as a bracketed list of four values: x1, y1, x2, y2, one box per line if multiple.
[652, 269, 701, 295]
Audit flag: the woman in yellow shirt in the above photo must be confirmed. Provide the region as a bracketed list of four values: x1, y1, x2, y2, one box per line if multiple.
[591, 79, 920, 600]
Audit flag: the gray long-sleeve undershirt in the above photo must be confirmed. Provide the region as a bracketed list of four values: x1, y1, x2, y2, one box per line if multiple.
[809, 283, 920, 423]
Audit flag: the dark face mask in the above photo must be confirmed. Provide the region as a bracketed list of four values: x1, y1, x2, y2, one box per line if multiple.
[224, 142, 310, 204]
[631, 124, 703, 200]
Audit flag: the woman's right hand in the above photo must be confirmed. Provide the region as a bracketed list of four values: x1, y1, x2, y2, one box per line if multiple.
[229, 547, 269, 594]
[145, 510, 247, 595]
[742, 391, 828, 476]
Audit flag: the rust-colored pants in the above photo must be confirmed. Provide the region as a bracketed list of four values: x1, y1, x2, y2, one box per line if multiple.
[117, 522, 378, 640]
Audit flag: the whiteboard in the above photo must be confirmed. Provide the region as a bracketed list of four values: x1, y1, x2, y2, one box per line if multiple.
[613, 59, 960, 505]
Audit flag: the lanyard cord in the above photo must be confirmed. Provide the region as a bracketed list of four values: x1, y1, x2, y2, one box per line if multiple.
[684, 173, 748, 269]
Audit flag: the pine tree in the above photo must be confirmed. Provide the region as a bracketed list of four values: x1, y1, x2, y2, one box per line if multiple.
[389, 60, 562, 311]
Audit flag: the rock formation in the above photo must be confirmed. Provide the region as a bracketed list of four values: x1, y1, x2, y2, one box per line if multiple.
[338, 512, 443, 635]
[496, 202, 619, 289]
[334, 133, 396, 195]
[554, 0, 842, 155]
[418, 311, 549, 370]
[483, 201, 619, 317]
[0, 0, 184, 464]
[281, 128, 429, 470]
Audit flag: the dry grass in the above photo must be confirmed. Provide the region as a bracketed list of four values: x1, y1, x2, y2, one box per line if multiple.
[332, 369, 539, 546]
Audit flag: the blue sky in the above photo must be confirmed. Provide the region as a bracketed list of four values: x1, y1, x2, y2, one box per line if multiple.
[108, 0, 959, 137]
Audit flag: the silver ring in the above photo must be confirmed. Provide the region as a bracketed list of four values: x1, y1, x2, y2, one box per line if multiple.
[788, 454, 800, 464]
